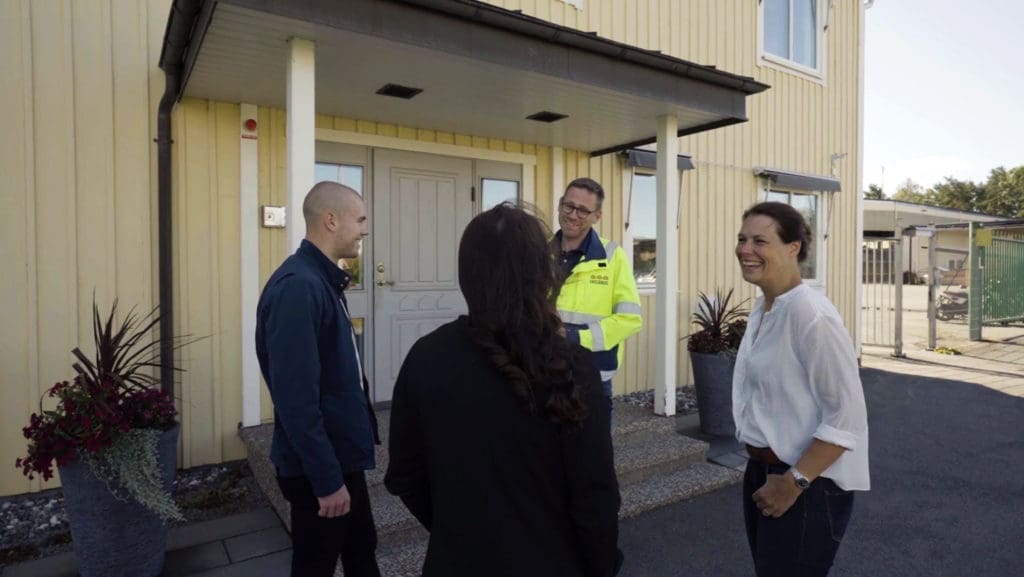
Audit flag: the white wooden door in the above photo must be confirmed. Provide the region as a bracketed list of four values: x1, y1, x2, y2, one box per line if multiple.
[372, 150, 472, 402]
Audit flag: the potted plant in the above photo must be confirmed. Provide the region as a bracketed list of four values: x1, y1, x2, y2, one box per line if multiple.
[685, 288, 748, 436]
[15, 300, 188, 577]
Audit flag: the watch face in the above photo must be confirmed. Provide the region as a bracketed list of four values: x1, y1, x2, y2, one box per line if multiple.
[796, 477, 811, 490]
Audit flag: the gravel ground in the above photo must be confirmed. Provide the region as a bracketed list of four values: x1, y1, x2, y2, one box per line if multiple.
[616, 386, 699, 415]
[0, 460, 268, 566]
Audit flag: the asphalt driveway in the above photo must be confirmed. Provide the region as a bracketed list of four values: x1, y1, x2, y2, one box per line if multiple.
[618, 368, 1024, 577]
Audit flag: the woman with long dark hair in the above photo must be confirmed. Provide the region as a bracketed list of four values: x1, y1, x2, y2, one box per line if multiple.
[385, 203, 622, 577]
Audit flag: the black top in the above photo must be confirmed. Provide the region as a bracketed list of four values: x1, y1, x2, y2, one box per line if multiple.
[384, 317, 622, 577]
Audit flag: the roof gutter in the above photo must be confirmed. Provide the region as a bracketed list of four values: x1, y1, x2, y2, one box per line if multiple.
[156, 0, 204, 396]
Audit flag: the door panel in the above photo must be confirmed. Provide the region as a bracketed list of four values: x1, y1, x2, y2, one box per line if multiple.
[373, 150, 472, 401]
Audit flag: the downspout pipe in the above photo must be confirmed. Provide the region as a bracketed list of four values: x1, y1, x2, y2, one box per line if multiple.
[157, 0, 201, 396]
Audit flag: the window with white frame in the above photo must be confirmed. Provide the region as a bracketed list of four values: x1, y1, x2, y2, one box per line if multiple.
[476, 161, 522, 214]
[629, 172, 658, 286]
[765, 189, 822, 282]
[480, 178, 519, 211]
[761, 0, 822, 75]
[315, 162, 365, 288]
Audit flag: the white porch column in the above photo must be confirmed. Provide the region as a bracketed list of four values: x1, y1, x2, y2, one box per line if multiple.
[239, 103, 261, 427]
[287, 37, 316, 253]
[551, 146, 564, 229]
[654, 115, 679, 416]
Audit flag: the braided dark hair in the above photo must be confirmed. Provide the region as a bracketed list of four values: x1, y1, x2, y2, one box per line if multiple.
[458, 203, 587, 426]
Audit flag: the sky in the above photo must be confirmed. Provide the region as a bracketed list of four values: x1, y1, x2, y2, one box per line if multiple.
[864, 0, 1024, 195]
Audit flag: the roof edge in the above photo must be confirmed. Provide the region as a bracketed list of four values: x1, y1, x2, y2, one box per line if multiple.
[397, 0, 770, 96]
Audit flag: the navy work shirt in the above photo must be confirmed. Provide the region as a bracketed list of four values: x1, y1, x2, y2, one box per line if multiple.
[255, 239, 378, 497]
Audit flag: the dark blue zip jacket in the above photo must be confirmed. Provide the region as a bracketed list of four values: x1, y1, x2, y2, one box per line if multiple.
[256, 240, 378, 497]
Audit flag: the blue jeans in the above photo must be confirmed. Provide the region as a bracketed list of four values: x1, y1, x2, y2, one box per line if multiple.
[602, 379, 613, 413]
[743, 460, 855, 577]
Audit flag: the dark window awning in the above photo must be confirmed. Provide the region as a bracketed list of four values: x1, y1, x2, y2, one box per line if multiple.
[754, 167, 841, 192]
[624, 149, 695, 171]
[162, 0, 770, 155]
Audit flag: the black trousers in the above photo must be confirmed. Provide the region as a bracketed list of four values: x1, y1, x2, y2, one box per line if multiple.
[743, 460, 855, 577]
[277, 472, 381, 577]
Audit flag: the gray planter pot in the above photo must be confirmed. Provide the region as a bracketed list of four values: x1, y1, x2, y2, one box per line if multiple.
[690, 352, 737, 436]
[58, 424, 179, 577]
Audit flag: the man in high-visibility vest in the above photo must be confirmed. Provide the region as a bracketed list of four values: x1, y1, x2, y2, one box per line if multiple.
[554, 177, 643, 409]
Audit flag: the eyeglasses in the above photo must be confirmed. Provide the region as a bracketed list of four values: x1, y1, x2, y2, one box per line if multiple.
[558, 200, 598, 218]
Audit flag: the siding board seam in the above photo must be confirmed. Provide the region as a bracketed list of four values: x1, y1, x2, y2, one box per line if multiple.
[22, 0, 40, 494]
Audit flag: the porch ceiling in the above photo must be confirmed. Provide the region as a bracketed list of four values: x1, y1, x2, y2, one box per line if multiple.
[177, 0, 768, 155]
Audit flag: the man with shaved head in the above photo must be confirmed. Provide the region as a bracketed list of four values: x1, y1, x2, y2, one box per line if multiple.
[256, 181, 381, 577]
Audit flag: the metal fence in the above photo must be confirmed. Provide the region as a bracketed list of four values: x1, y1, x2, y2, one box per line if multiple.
[861, 239, 903, 355]
[982, 236, 1024, 324]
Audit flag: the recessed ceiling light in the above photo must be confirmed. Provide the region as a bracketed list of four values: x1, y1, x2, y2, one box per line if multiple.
[376, 83, 423, 99]
[526, 111, 569, 123]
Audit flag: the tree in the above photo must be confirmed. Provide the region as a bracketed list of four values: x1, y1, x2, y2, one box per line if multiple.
[927, 177, 984, 212]
[864, 184, 886, 199]
[891, 179, 930, 204]
[979, 166, 1024, 218]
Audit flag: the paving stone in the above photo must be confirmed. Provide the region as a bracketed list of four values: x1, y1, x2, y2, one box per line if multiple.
[163, 542, 230, 577]
[167, 508, 282, 551]
[186, 550, 291, 577]
[1, 550, 78, 577]
[223, 526, 291, 563]
[709, 451, 748, 472]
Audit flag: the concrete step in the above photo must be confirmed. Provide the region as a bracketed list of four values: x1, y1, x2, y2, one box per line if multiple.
[366, 460, 742, 577]
[372, 538, 428, 577]
[614, 431, 708, 485]
[619, 461, 742, 519]
[369, 484, 428, 549]
[611, 402, 679, 444]
[365, 431, 709, 545]
[242, 402, 722, 545]
[369, 403, 677, 487]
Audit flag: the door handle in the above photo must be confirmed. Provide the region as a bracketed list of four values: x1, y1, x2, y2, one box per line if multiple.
[375, 262, 394, 287]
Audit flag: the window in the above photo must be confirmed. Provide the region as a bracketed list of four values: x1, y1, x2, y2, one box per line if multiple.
[480, 178, 519, 211]
[762, 0, 821, 74]
[315, 162, 365, 288]
[629, 173, 657, 285]
[766, 190, 821, 282]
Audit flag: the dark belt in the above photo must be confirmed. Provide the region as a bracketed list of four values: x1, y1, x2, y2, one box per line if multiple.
[745, 445, 784, 466]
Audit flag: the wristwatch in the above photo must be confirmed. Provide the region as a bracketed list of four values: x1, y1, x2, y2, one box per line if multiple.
[789, 467, 811, 490]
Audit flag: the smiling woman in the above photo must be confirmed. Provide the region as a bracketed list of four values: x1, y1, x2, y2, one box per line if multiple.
[732, 201, 870, 577]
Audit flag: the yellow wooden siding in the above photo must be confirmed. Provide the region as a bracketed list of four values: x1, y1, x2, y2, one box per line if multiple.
[0, 0, 172, 495]
[173, 99, 246, 468]
[1, 0, 862, 495]
[489, 0, 864, 388]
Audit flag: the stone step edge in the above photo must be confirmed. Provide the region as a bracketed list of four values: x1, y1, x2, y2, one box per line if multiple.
[368, 432, 710, 538]
[619, 461, 742, 519]
[369, 462, 742, 577]
[241, 420, 711, 535]
[614, 434, 708, 485]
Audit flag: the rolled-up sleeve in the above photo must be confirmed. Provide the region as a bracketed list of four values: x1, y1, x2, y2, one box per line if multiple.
[800, 315, 868, 451]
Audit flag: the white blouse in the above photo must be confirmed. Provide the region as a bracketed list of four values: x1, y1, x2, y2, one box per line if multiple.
[732, 283, 870, 491]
